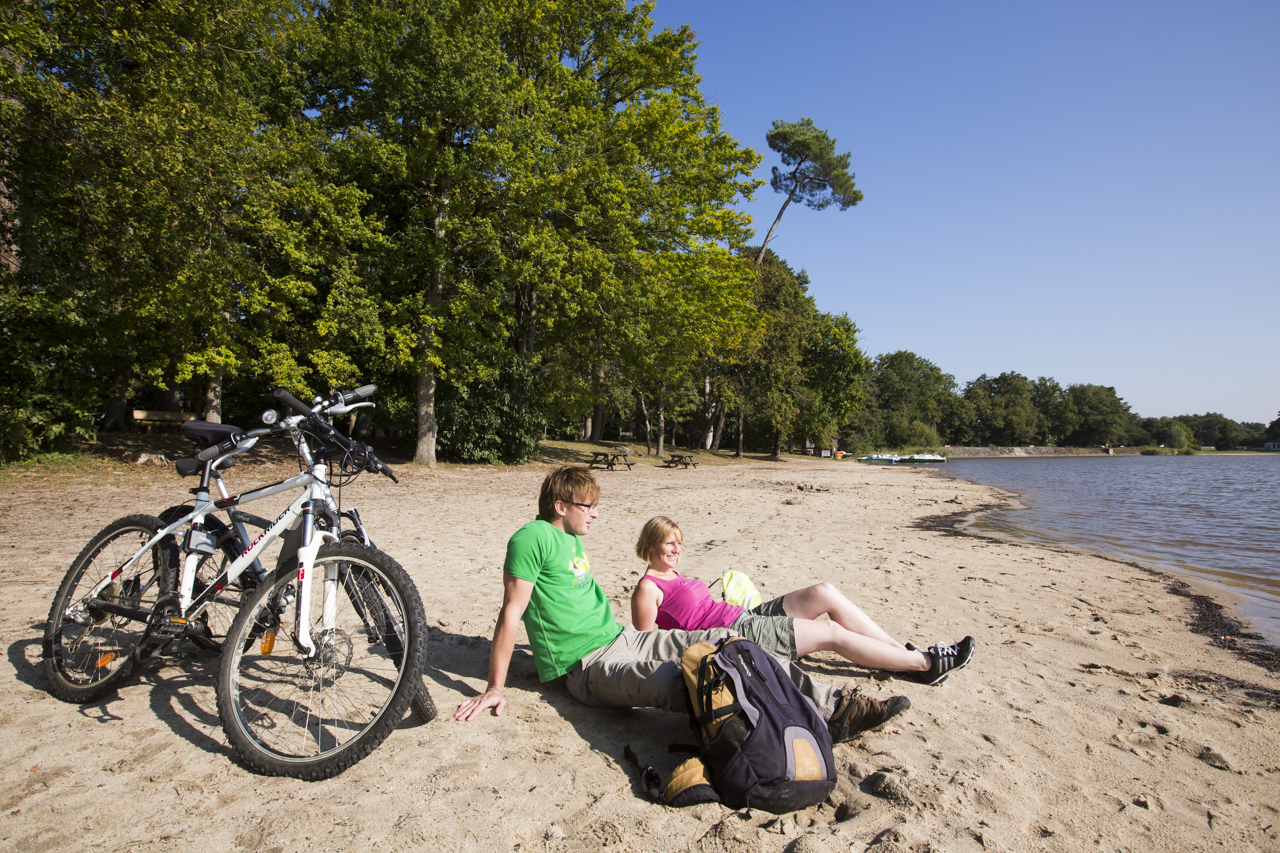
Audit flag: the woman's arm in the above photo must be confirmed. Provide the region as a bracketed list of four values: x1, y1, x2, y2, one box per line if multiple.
[630, 577, 663, 631]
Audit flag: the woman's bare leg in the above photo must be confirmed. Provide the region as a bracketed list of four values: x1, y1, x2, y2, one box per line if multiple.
[781, 582, 905, 648]
[792, 619, 930, 671]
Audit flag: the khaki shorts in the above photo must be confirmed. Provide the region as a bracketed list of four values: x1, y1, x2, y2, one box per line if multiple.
[727, 596, 795, 661]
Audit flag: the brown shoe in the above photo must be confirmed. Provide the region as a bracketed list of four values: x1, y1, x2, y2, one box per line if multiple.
[827, 689, 910, 743]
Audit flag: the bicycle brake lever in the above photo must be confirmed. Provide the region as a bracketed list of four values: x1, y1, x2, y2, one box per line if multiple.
[328, 401, 374, 416]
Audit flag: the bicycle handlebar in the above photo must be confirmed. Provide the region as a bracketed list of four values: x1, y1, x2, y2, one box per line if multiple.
[274, 388, 313, 416]
[342, 384, 377, 405]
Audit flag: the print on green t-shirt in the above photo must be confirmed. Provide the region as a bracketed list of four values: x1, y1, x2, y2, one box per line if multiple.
[504, 520, 622, 681]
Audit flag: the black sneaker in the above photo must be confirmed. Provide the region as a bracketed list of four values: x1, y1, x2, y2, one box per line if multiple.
[900, 636, 975, 686]
[827, 688, 911, 743]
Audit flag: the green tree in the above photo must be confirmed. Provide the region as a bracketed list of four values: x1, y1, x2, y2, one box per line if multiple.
[755, 118, 862, 269]
[1, 0, 371, 458]
[1062, 384, 1131, 447]
[1142, 417, 1192, 449]
[964, 372, 1042, 446]
[1173, 413, 1245, 450]
[309, 0, 758, 465]
[1029, 376, 1079, 445]
[743, 250, 819, 456]
[794, 312, 870, 449]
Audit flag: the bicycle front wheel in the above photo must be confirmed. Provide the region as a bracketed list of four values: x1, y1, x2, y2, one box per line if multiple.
[215, 541, 427, 779]
[43, 515, 178, 703]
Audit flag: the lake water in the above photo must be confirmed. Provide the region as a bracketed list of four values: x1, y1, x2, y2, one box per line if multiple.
[935, 454, 1280, 645]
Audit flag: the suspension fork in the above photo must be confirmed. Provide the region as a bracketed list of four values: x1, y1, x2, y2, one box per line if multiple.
[290, 472, 339, 658]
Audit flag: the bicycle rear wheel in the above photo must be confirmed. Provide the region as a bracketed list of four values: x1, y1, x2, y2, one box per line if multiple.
[43, 515, 178, 703]
[215, 541, 426, 779]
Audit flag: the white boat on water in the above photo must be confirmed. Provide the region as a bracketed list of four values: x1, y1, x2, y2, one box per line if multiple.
[855, 454, 900, 464]
[855, 453, 947, 464]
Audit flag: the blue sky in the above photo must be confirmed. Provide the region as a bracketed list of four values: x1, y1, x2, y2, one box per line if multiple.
[646, 1, 1279, 425]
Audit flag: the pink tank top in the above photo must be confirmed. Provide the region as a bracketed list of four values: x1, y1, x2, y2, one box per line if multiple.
[644, 571, 743, 631]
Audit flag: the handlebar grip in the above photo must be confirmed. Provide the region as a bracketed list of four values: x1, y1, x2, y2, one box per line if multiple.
[274, 388, 313, 415]
[196, 435, 241, 462]
[344, 384, 377, 404]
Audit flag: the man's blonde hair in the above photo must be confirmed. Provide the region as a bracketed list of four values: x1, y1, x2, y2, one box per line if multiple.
[635, 516, 682, 562]
[538, 466, 600, 522]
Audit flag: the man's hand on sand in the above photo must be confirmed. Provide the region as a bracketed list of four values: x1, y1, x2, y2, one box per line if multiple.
[454, 687, 505, 721]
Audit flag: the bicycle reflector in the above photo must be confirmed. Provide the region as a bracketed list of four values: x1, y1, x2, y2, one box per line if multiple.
[260, 631, 276, 656]
[96, 653, 116, 669]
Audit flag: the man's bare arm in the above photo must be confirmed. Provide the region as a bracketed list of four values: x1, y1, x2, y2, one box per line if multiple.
[454, 573, 534, 721]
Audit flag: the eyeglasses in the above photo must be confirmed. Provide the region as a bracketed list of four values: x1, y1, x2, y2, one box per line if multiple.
[570, 502, 598, 512]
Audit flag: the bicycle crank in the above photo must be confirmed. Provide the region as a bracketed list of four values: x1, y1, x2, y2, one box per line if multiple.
[135, 592, 192, 660]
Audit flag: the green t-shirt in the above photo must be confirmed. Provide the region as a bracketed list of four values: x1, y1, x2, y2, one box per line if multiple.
[504, 519, 622, 681]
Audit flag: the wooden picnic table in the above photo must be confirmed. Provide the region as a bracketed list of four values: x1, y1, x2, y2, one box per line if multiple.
[588, 451, 635, 471]
[131, 409, 198, 433]
[662, 452, 697, 469]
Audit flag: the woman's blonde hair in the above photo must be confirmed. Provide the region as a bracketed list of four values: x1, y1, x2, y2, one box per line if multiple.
[635, 516, 682, 563]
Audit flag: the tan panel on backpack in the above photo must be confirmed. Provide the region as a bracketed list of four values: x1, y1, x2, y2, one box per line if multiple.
[791, 737, 824, 781]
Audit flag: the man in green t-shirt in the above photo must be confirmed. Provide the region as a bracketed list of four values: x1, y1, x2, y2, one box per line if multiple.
[454, 466, 908, 740]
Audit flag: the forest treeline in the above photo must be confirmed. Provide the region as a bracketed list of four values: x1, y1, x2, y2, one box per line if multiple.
[2, 1, 1274, 463]
[844, 352, 1277, 452]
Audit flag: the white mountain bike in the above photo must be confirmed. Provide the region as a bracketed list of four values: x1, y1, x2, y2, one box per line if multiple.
[43, 386, 429, 779]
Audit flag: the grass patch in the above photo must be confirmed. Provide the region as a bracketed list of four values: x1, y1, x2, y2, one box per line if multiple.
[0, 451, 130, 481]
[1139, 446, 1196, 456]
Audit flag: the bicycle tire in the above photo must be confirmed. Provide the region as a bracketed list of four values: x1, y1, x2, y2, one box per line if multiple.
[43, 515, 179, 703]
[215, 541, 427, 779]
[337, 534, 436, 725]
[412, 681, 438, 724]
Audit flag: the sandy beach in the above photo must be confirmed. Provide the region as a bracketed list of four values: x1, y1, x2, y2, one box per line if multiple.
[2, 454, 1278, 852]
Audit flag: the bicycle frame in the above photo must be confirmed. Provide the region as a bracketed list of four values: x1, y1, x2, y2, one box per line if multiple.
[68, 418, 345, 659]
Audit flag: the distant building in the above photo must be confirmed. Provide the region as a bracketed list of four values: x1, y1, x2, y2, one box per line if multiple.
[1266, 441, 1280, 452]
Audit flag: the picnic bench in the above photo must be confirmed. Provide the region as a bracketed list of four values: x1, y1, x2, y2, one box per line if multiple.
[132, 409, 198, 433]
[663, 452, 697, 469]
[588, 451, 635, 471]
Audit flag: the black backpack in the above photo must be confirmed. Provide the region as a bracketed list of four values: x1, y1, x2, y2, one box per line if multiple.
[661, 637, 836, 814]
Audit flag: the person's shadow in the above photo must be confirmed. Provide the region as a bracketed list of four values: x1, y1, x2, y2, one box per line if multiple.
[425, 625, 698, 801]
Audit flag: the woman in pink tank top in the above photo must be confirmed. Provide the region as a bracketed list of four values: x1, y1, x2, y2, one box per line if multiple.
[630, 516, 974, 684]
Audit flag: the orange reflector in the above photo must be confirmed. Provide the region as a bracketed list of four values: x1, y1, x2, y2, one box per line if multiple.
[95, 653, 116, 669]
[260, 631, 276, 656]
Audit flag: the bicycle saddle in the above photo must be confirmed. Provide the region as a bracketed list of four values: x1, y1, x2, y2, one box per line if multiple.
[180, 420, 244, 449]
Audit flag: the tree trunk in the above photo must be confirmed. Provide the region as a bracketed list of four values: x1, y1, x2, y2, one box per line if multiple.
[771, 429, 782, 458]
[101, 363, 131, 432]
[204, 368, 223, 423]
[515, 285, 538, 359]
[414, 169, 450, 468]
[736, 404, 745, 458]
[657, 386, 666, 458]
[590, 402, 604, 441]
[709, 407, 726, 453]
[755, 165, 803, 269]
[637, 388, 652, 455]
[415, 362, 438, 466]
[699, 376, 716, 449]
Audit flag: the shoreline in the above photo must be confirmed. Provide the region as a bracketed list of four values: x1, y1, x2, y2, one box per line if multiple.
[944, 445, 1142, 457]
[911, 479, 1280, 676]
[2, 458, 1278, 851]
